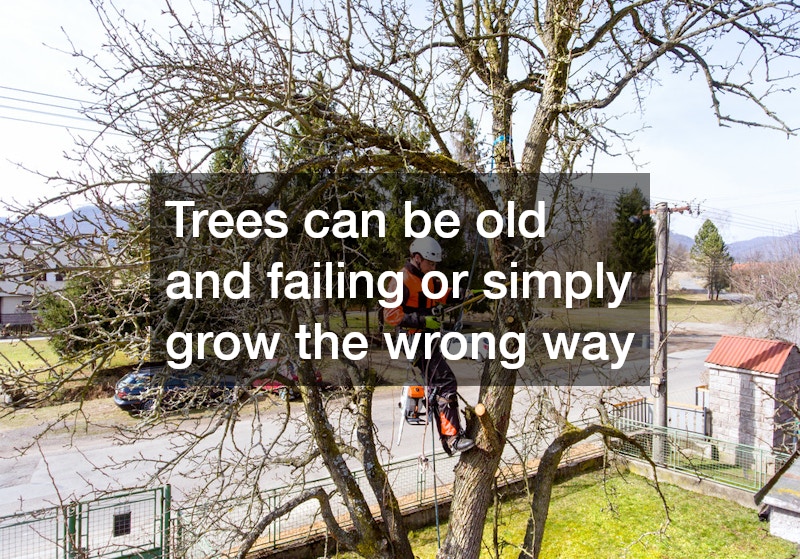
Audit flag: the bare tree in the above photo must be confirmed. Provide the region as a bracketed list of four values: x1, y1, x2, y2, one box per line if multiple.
[733, 237, 800, 342]
[2, 0, 799, 557]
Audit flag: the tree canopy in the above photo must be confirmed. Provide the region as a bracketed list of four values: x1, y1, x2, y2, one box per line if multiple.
[610, 186, 656, 299]
[691, 219, 734, 300]
[1, 1, 799, 558]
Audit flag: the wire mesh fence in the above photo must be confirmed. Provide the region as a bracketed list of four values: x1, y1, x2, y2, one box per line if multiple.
[12, 415, 787, 559]
[612, 418, 792, 492]
[0, 506, 63, 559]
[0, 419, 602, 559]
[173, 419, 606, 558]
[0, 487, 169, 559]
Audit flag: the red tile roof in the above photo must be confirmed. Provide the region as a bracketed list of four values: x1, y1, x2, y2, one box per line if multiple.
[705, 336, 797, 375]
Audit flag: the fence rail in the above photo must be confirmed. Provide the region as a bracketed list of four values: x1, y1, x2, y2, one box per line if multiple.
[612, 418, 791, 492]
[611, 398, 711, 437]
[173, 420, 606, 558]
[0, 487, 169, 559]
[3, 416, 789, 559]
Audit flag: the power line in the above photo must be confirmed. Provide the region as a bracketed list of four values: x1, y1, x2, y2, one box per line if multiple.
[0, 84, 155, 137]
[518, 182, 798, 238]
[0, 83, 154, 121]
[0, 115, 128, 137]
[657, 195, 798, 237]
[0, 84, 96, 106]
[0, 94, 109, 117]
[0, 103, 94, 122]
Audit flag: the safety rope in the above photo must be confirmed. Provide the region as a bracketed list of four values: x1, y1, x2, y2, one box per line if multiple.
[420, 331, 441, 548]
[454, 233, 484, 332]
[489, 134, 514, 174]
[400, 258, 496, 550]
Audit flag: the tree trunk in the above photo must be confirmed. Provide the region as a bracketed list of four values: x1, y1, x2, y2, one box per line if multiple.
[518, 424, 655, 559]
[299, 367, 397, 558]
[438, 297, 519, 558]
[441, 1, 582, 555]
[321, 297, 330, 331]
[355, 380, 415, 558]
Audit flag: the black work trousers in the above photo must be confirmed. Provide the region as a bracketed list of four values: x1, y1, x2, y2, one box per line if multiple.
[414, 345, 461, 438]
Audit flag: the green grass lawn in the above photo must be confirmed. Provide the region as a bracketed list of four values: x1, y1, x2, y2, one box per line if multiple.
[0, 337, 133, 373]
[338, 471, 797, 559]
[0, 290, 741, 403]
[664, 293, 742, 326]
[0, 337, 135, 407]
[284, 291, 742, 337]
[535, 293, 740, 333]
[0, 338, 60, 369]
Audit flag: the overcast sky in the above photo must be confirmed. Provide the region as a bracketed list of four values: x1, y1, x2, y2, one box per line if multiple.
[2, 1, 799, 243]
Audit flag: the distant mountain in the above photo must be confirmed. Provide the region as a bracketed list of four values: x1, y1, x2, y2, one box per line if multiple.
[670, 232, 694, 249]
[4, 206, 796, 263]
[1, 206, 126, 243]
[728, 232, 800, 262]
[671, 229, 799, 262]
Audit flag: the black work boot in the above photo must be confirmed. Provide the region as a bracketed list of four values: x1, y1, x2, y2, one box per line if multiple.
[445, 433, 475, 453]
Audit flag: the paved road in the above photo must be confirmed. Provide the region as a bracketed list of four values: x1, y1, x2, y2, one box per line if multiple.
[0, 361, 487, 513]
[0, 333, 723, 516]
[665, 348, 712, 406]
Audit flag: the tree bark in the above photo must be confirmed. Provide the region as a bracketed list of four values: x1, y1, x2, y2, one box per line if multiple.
[518, 423, 662, 559]
[236, 487, 353, 559]
[438, 297, 518, 558]
[354, 375, 415, 559]
[299, 365, 395, 558]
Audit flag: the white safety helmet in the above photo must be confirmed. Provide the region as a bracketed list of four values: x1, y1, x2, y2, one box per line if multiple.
[409, 236, 442, 262]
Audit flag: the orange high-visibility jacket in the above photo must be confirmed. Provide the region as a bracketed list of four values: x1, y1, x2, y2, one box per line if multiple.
[383, 262, 452, 333]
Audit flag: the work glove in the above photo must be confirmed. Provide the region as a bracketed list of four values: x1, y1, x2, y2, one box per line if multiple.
[425, 315, 442, 330]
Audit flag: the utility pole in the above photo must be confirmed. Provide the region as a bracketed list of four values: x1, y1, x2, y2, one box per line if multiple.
[652, 202, 669, 464]
[650, 202, 691, 465]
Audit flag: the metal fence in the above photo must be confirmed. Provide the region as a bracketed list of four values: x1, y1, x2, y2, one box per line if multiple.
[173, 422, 605, 558]
[7, 417, 787, 559]
[0, 487, 170, 559]
[0, 422, 604, 559]
[611, 398, 711, 436]
[612, 418, 791, 492]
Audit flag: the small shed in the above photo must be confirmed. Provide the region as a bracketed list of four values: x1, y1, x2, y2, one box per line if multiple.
[755, 451, 800, 544]
[705, 336, 800, 452]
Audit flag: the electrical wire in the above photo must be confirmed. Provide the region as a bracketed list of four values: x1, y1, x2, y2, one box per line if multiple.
[0, 83, 154, 136]
[0, 84, 96, 105]
[0, 114, 127, 137]
[0, 103, 97, 122]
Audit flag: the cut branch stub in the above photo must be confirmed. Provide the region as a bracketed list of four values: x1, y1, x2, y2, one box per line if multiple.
[474, 402, 503, 453]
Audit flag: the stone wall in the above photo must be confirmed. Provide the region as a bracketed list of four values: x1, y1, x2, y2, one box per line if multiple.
[709, 346, 800, 453]
[708, 367, 777, 460]
[775, 352, 800, 449]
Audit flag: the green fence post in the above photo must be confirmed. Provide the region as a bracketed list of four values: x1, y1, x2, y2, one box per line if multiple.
[163, 485, 172, 559]
[270, 493, 280, 545]
[65, 503, 77, 559]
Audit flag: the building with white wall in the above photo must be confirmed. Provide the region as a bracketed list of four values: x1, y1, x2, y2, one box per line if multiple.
[0, 243, 65, 330]
[705, 335, 800, 453]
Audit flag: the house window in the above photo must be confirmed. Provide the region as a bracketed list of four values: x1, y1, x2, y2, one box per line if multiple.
[113, 509, 132, 537]
[22, 265, 46, 282]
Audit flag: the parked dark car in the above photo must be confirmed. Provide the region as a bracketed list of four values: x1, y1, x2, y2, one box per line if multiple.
[114, 365, 240, 413]
[251, 359, 323, 401]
